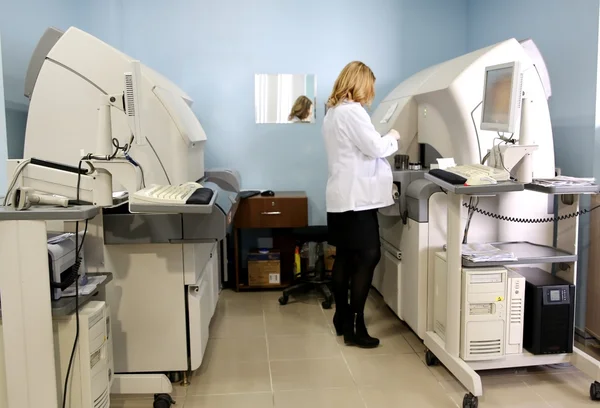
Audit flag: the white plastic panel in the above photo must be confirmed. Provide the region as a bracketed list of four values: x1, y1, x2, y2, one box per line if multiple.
[382, 251, 401, 317]
[188, 276, 211, 371]
[400, 220, 429, 338]
[183, 242, 217, 285]
[154, 87, 207, 145]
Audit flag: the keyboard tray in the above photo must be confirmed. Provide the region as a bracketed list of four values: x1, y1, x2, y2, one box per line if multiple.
[129, 189, 218, 214]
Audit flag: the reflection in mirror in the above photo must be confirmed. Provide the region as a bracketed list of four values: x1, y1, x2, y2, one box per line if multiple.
[255, 74, 316, 124]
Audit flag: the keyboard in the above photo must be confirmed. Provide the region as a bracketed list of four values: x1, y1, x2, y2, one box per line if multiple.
[446, 164, 509, 181]
[133, 183, 214, 205]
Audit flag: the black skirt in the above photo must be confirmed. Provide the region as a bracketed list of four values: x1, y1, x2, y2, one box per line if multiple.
[327, 209, 380, 250]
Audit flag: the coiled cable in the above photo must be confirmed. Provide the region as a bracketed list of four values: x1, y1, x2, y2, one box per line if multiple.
[463, 202, 600, 224]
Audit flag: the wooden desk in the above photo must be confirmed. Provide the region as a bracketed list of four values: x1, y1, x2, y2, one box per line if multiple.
[234, 192, 308, 291]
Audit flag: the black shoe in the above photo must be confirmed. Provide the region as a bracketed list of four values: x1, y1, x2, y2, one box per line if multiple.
[333, 307, 348, 336]
[345, 313, 380, 349]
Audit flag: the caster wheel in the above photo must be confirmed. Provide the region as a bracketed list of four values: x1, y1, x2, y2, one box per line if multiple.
[154, 394, 175, 408]
[425, 350, 439, 366]
[462, 393, 478, 408]
[590, 381, 600, 401]
[278, 295, 289, 306]
[322, 300, 332, 309]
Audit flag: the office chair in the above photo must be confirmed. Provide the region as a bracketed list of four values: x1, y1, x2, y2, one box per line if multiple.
[278, 226, 334, 309]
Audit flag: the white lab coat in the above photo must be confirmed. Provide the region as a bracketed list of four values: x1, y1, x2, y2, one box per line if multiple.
[323, 101, 398, 213]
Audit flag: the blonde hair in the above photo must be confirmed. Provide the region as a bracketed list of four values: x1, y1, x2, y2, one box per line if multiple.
[327, 61, 376, 108]
[288, 95, 313, 121]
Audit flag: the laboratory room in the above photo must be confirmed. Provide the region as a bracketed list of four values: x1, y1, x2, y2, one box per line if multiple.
[4, 1, 600, 408]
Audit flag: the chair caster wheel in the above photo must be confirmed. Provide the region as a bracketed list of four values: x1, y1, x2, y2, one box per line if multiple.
[278, 295, 289, 305]
[425, 350, 439, 366]
[590, 381, 600, 401]
[463, 393, 478, 408]
[322, 300, 332, 309]
[154, 394, 175, 408]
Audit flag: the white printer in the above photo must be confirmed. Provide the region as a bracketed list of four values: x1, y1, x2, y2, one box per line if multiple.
[47, 233, 86, 300]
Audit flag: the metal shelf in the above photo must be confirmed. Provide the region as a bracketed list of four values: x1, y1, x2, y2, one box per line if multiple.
[424, 173, 524, 195]
[462, 241, 577, 268]
[50, 273, 113, 316]
[525, 183, 599, 195]
[0, 205, 99, 221]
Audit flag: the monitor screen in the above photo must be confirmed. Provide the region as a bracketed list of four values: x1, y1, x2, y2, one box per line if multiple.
[482, 66, 514, 127]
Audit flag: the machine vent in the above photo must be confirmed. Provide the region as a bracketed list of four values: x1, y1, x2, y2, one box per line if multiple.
[125, 73, 136, 117]
[510, 299, 522, 324]
[469, 339, 502, 356]
[94, 387, 110, 408]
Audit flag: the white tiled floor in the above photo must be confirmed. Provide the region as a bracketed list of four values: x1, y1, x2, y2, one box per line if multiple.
[111, 289, 599, 407]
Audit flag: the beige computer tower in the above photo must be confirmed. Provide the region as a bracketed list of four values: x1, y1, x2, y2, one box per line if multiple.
[54, 301, 112, 408]
[0, 301, 112, 408]
[434, 252, 508, 361]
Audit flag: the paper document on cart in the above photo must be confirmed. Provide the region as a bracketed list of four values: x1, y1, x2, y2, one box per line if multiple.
[461, 243, 517, 263]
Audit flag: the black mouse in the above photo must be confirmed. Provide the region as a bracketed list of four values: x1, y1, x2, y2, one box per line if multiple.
[261, 190, 275, 197]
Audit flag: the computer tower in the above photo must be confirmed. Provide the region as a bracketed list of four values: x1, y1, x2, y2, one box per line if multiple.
[0, 301, 111, 408]
[434, 252, 508, 361]
[505, 269, 526, 355]
[518, 267, 575, 355]
[54, 301, 112, 408]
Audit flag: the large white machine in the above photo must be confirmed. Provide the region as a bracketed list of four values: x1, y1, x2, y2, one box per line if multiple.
[2, 26, 240, 406]
[372, 38, 556, 340]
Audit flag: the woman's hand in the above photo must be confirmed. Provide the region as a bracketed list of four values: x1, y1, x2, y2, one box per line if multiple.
[388, 129, 401, 141]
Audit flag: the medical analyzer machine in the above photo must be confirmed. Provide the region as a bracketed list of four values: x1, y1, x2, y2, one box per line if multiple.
[370, 38, 600, 408]
[0, 26, 240, 408]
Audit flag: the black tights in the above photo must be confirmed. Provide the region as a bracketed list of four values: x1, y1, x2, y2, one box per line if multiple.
[332, 247, 381, 315]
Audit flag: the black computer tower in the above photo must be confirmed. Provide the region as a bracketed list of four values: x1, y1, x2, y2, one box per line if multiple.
[517, 267, 575, 355]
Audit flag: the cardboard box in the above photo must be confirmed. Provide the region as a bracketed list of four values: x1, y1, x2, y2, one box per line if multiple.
[248, 250, 281, 286]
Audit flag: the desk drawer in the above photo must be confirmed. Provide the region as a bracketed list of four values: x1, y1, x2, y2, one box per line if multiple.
[235, 195, 308, 229]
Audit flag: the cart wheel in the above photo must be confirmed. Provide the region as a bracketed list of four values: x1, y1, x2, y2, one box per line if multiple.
[590, 381, 600, 401]
[278, 295, 289, 306]
[425, 350, 439, 366]
[154, 394, 175, 407]
[322, 300, 332, 309]
[462, 393, 478, 408]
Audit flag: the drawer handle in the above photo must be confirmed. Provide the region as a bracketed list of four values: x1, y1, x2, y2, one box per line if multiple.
[261, 211, 281, 215]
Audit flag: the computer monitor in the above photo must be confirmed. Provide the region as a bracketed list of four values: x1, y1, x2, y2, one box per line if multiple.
[480, 62, 522, 133]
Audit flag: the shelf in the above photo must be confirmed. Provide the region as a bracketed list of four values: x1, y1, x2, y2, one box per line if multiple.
[462, 241, 577, 268]
[525, 183, 599, 195]
[51, 273, 113, 316]
[468, 351, 572, 371]
[0, 205, 99, 221]
[0, 273, 112, 318]
[425, 173, 524, 195]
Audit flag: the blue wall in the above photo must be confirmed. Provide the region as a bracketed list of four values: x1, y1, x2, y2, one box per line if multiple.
[77, 0, 468, 224]
[0, 0, 83, 164]
[467, 0, 600, 330]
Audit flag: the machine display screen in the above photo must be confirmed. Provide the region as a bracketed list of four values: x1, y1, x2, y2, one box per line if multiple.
[482, 66, 514, 126]
[550, 290, 561, 302]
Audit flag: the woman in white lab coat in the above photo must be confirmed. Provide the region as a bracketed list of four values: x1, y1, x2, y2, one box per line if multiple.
[323, 61, 400, 348]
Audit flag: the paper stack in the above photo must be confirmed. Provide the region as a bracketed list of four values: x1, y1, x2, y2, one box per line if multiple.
[461, 243, 517, 263]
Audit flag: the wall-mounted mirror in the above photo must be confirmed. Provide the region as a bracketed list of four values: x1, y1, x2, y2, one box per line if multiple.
[255, 74, 316, 124]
